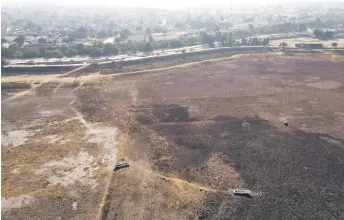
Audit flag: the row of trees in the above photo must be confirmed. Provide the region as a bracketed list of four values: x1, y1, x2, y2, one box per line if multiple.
[1, 31, 272, 59]
[1, 41, 153, 59]
[199, 30, 270, 48]
[313, 29, 335, 39]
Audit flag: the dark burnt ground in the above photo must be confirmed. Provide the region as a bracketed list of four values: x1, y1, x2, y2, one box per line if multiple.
[133, 104, 344, 219]
[76, 53, 344, 220]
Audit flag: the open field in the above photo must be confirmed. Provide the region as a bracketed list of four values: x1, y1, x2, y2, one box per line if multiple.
[2, 51, 344, 219]
[271, 37, 344, 47]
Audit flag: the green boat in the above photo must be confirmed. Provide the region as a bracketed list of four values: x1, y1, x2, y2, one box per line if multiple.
[233, 189, 252, 196]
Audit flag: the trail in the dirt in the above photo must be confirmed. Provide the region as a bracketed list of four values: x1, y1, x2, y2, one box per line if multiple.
[2, 82, 42, 103]
[53, 82, 65, 93]
[62, 64, 90, 76]
[2, 54, 247, 88]
[130, 82, 138, 106]
[96, 171, 113, 220]
[2, 65, 89, 102]
[164, 176, 229, 194]
[99, 163, 234, 219]
[134, 164, 232, 195]
[69, 100, 92, 131]
[69, 98, 119, 220]
[100, 53, 247, 78]
[323, 51, 339, 63]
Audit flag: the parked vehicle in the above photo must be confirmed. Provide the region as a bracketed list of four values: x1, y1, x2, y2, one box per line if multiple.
[233, 189, 252, 197]
[113, 162, 129, 171]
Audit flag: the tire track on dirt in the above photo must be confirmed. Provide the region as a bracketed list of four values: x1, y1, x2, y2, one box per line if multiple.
[129, 162, 233, 195]
[101, 53, 248, 78]
[2, 53, 247, 92]
[53, 82, 65, 93]
[60, 64, 90, 77]
[2, 65, 88, 102]
[2, 82, 42, 103]
[69, 99, 119, 220]
[69, 100, 92, 130]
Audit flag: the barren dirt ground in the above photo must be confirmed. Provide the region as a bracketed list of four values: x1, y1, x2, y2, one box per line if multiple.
[2, 52, 344, 220]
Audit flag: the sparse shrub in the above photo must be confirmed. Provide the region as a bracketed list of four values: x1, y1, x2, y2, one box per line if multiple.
[1, 82, 31, 90]
[91, 61, 100, 69]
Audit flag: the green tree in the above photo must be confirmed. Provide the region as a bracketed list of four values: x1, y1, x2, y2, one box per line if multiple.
[220, 34, 227, 46]
[142, 42, 153, 53]
[1, 46, 11, 58]
[119, 31, 128, 41]
[91, 61, 100, 68]
[227, 32, 234, 47]
[182, 48, 186, 58]
[313, 29, 322, 38]
[241, 38, 248, 46]
[38, 46, 46, 57]
[200, 31, 207, 46]
[13, 51, 23, 58]
[148, 35, 154, 50]
[38, 37, 47, 44]
[46, 49, 63, 58]
[298, 23, 307, 32]
[262, 38, 270, 46]
[22, 48, 40, 58]
[114, 37, 121, 43]
[200, 32, 214, 47]
[148, 35, 154, 43]
[279, 42, 288, 50]
[250, 37, 259, 46]
[64, 49, 77, 57]
[73, 26, 88, 39]
[325, 31, 334, 39]
[14, 35, 25, 47]
[315, 17, 322, 26]
[97, 30, 108, 38]
[63, 36, 74, 43]
[89, 46, 103, 57]
[1, 37, 8, 44]
[169, 40, 182, 48]
[215, 30, 222, 42]
[332, 42, 338, 48]
[117, 43, 128, 54]
[103, 43, 119, 55]
[144, 27, 152, 42]
[313, 29, 334, 39]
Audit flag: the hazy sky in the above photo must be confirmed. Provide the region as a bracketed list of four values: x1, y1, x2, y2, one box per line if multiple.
[2, 0, 342, 9]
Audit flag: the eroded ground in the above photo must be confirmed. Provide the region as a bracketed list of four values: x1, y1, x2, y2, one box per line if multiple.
[2, 52, 344, 220]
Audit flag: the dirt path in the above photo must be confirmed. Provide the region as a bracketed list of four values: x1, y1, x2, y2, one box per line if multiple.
[62, 64, 89, 76]
[2, 82, 42, 103]
[129, 162, 233, 195]
[69, 100, 92, 130]
[53, 82, 65, 93]
[69, 99, 119, 220]
[100, 53, 248, 78]
[1, 53, 248, 87]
